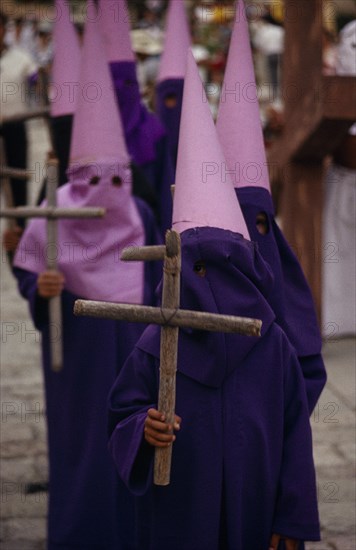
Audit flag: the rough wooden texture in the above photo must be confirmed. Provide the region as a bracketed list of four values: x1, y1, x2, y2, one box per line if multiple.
[280, 162, 325, 320]
[46, 160, 62, 372]
[121, 245, 166, 262]
[73, 301, 262, 336]
[0, 107, 50, 126]
[0, 167, 32, 180]
[267, 0, 356, 321]
[154, 231, 181, 485]
[0, 207, 105, 219]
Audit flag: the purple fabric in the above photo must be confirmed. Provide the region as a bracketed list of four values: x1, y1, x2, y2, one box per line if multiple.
[108, 226, 320, 549]
[13, 198, 161, 550]
[110, 61, 174, 234]
[237, 187, 326, 413]
[28, 71, 38, 86]
[15, 163, 146, 304]
[156, 79, 184, 168]
[110, 61, 165, 165]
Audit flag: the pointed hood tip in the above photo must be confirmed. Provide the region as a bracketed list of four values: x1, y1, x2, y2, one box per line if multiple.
[173, 50, 250, 241]
[216, 0, 271, 193]
[50, 0, 81, 117]
[157, 0, 191, 82]
[69, 0, 130, 167]
[98, 0, 135, 63]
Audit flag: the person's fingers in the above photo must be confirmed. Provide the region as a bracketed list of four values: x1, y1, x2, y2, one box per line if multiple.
[42, 272, 65, 284]
[269, 533, 280, 549]
[147, 408, 166, 421]
[145, 417, 171, 432]
[38, 271, 65, 287]
[144, 409, 178, 447]
[174, 414, 182, 429]
[144, 433, 174, 448]
[38, 273, 65, 297]
[144, 425, 176, 443]
[38, 280, 61, 287]
[3, 228, 23, 252]
[147, 410, 181, 430]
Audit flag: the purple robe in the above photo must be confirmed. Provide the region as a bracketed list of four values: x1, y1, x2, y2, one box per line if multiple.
[156, 78, 184, 169]
[109, 61, 174, 235]
[108, 227, 320, 549]
[14, 198, 161, 550]
[237, 187, 326, 414]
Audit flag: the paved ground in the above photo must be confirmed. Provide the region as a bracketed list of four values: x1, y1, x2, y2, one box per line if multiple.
[1, 119, 355, 549]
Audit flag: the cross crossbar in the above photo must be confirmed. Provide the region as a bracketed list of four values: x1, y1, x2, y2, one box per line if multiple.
[0, 207, 106, 219]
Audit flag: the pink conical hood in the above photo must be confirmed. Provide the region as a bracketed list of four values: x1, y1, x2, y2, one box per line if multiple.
[172, 51, 250, 239]
[69, 0, 129, 166]
[157, 0, 191, 82]
[216, 0, 270, 191]
[50, 0, 81, 117]
[98, 0, 135, 62]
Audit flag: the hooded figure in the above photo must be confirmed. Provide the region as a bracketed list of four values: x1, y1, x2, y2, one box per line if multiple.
[99, 0, 175, 235]
[216, 0, 326, 413]
[13, 2, 161, 547]
[108, 51, 320, 550]
[156, 0, 191, 168]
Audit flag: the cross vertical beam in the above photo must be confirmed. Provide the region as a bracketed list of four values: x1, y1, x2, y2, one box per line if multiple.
[46, 160, 62, 371]
[155, 231, 181, 485]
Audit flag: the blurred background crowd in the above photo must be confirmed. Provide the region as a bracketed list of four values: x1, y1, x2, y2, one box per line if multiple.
[1, 0, 355, 128]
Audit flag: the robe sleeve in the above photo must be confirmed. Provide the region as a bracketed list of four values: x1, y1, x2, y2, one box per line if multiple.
[13, 267, 49, 330]
[108, 348, 159, 496]
[272, 340, 321, 542]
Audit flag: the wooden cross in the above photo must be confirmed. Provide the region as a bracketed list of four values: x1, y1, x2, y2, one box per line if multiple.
[0, 158, 106, 372]
[0, 107, 50, 126]
[74, 230, 262, 486]
[0, 106, 54, 239]
[267, 0, 356, 321]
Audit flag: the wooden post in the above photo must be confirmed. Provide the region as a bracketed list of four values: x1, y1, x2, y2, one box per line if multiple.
[268, 0, 356, 322]
[280, 161, 325, 319]
[155, 231, 181, 485]
[74, 233, 262, 485]
[46, 160, 62, 372]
